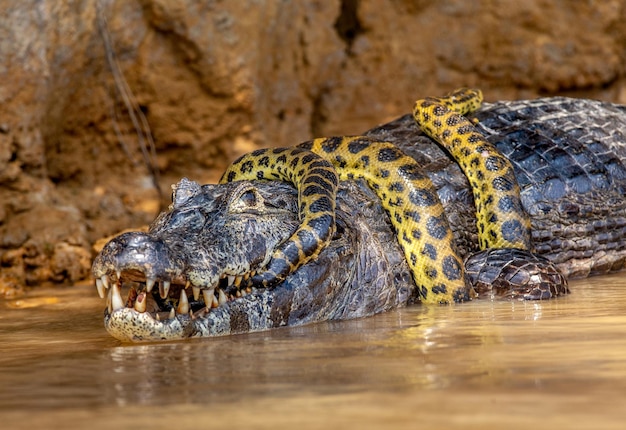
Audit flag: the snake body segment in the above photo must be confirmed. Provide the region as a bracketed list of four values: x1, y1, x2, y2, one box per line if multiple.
[297, 137, 469, 304]
[413, 89, 532, 250]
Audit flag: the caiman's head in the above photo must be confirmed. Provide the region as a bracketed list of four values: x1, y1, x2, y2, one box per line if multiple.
[92, 178, 301, 341]
[93, 178, 414, 342]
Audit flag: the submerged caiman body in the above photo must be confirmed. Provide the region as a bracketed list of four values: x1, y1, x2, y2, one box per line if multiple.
[93, 96, 626, 342]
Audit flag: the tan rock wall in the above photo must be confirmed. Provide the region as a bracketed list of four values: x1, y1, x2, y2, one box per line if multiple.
[0, 0, 625, 289]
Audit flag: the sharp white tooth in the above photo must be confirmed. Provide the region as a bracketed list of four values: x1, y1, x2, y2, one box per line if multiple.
[203, 288, 214, 308]
[220, 274, 226, 279]
[227, 276, 235, 286]
[193, 286, 201, 301]
[240, 288, 247, 297]
[106, 287, 112, 313]
[189, 309, 194, 318]
[235, 289, 242, 298]
[168, 308, 175, 319]
[234, 276, 242, 287]
[250, 270, 256, 277]
[111, 283, 124, 311]
[243, 273, 250, 281]
[156, 313, 161, 321]
[116, 270, 121, 281]
[96, 278, 105, 299]
[212, 293, 219, 308]
[101, 275, 110, 289]
[134, 292, 147, 313]
[218, 288, 228, 306]
[146, 278, 156, 293]
[177, 289, 189, 315]
[160, 281, 170, 299]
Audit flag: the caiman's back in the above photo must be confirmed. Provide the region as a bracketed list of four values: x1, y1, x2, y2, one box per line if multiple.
[366, 97, 626, 279]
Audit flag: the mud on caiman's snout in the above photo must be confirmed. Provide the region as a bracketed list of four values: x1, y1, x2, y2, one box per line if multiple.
[91, 178, 306, 340]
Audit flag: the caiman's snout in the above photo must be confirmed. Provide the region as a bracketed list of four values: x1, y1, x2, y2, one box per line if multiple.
[92, 231, 185, 298]
[99, 232, 175, 273]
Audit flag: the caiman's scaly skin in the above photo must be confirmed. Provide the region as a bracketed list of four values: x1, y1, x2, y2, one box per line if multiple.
[93, 93, 626, 342]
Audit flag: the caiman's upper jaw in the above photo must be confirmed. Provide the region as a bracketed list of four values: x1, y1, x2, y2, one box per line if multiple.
[97, 267, 261, 323]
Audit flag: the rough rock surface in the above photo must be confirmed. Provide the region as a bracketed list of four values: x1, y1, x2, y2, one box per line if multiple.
[0, 0, 625, 294]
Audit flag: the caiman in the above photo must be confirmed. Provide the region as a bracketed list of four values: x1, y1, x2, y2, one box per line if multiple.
[92, 89, 626, 342]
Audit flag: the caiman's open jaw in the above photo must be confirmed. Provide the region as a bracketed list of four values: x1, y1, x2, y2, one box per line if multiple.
[97, 269, 258, 317]
[95, 267, 263, 341]
[91, 226, 275, 341]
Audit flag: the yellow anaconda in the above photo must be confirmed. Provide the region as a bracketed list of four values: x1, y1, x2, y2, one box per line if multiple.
[221, 89, 532, 304]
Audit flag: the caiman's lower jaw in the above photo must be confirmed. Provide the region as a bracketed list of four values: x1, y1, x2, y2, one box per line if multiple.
[95, 269, 260, 322]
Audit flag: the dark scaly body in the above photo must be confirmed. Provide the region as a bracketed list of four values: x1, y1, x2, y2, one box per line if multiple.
[92, 94, 626, 342]
[368, 97, 626, 279]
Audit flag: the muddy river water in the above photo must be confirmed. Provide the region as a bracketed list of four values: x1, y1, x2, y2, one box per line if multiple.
[1, 273, 626, 429]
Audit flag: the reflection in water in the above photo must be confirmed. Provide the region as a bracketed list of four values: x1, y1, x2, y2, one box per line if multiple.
[1, 275, 626, 427]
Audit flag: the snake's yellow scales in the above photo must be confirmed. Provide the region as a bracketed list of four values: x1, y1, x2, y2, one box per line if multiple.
[221, 89, 532, 304]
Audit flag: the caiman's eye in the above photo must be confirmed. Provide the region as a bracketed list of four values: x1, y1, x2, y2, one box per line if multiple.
[230, 186, 265, 213]
[239, 189, 258, 207]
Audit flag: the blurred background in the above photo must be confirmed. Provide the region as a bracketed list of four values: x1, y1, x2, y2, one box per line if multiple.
[0, 0, 624, 290]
